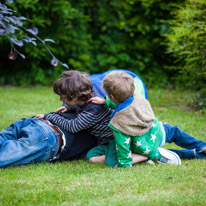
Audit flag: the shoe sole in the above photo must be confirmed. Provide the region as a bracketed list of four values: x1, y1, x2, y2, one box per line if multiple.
[158, 147, 181, 165]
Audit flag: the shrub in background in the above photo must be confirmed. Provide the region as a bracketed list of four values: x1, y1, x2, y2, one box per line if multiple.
[164, 0, 206, 111]
[191, 89, 206, 113]
[0, 0, 180, 86]
[0, 0, 84, 85]
[0, 0, 68, 69]
[72, 0, 181, 86]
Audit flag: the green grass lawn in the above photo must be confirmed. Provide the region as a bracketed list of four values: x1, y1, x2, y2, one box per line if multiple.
[0, 87, 206, 206]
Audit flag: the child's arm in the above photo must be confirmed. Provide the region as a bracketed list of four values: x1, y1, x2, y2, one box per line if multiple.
[89, 96, 118, 109]
[89, 97, 106, 105]
[42, 110, 103, 133]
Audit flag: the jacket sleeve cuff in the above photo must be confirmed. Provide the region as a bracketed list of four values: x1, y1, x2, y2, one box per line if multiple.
[43, 113, 51, 120]
[104, 96, 118, 109]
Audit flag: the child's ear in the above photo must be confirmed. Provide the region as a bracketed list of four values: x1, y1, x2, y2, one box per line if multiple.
[110, 95, 115, 100]
[109, 94, 115, 102]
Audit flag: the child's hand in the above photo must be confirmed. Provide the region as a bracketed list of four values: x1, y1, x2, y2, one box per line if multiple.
[55, 106, 68, 113]
[113, 164, 118, 169]
[34, 114, 44, 119]
[88, 97, 106, 105]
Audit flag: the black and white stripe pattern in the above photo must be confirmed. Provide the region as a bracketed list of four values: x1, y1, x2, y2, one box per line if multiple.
[45, 105, 114, 144]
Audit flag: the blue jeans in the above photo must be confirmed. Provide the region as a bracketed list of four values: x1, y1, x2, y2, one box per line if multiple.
[0, 118, 59, 167]
[163, 124, 206, 159]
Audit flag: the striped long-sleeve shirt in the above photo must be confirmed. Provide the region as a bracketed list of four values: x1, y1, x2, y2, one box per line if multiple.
[44, 102, 114, 144]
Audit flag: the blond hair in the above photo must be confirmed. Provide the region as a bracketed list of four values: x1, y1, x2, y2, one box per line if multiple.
[102, 71, 134, 103]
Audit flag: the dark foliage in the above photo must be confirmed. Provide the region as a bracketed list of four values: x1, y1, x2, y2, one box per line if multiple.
[0, 0, 181, 86]
[164, 0, 206, 111]
[0, 0, 68, 70]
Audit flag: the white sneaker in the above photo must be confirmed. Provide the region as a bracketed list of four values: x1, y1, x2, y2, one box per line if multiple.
[157, 147, 181, 165]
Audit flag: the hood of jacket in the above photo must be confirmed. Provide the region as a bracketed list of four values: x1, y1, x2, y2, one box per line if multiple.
[109, 93, 155, 136]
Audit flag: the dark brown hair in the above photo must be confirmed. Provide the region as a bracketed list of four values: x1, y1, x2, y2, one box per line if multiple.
[53, 70, 94, 101]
